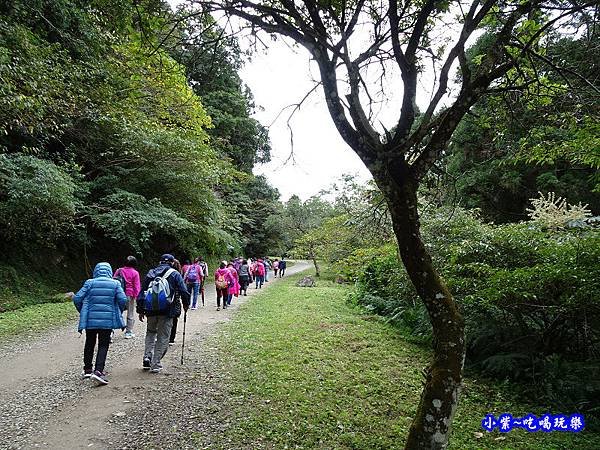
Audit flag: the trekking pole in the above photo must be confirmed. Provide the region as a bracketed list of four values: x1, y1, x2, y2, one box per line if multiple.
[181, 310, 187, 365]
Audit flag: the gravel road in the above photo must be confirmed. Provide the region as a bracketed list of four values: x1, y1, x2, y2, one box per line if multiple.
[0, 261, 309, 450]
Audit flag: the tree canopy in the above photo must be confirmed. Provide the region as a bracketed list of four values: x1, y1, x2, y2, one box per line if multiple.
[0, 0, 282, 264]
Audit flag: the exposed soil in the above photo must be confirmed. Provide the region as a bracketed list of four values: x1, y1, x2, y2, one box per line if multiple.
[0, 261, 309, 450]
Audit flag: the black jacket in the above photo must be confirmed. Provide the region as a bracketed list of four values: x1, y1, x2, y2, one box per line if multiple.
[137, 263, 190, 317]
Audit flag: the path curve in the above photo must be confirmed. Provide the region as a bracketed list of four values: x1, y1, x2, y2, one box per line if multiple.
[0, 260, 310, 449]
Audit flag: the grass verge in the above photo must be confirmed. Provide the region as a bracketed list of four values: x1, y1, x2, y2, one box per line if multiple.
[0, 301, 77, 339]
[212, 271, 599, 449]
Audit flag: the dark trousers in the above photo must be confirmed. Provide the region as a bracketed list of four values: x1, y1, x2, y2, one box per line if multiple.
[240, 275, 250, 293]
[199, 280, 205, 305]
[216, 288, 228, 307]
[255, 275, 264, 288]
[170, 316, 178, 343]
[84, 329, 112, 372]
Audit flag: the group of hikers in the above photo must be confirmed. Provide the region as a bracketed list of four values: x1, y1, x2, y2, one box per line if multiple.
[69, 253, 287, 386]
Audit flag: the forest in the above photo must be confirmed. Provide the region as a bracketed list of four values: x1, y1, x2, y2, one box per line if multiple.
[0, 0, 599, 448]
[0, 0, 285, 308]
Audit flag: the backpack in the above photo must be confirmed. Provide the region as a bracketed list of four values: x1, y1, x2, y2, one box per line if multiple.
[216, 272, 228, 290]
[257, 263, 265, 276]
[186, 264, 199, 282]
[143, 268, 176, 313]
[114, 269, 127, 292]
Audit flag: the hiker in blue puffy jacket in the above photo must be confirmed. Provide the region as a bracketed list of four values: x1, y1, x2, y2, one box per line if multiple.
[72, 262, 127, 386]
[137, 254, 190, 373]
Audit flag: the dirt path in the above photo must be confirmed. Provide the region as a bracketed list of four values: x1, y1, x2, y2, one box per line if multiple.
[0, 261, 309, 450]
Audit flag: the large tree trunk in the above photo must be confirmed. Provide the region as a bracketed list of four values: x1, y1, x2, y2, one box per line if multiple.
[374, 168, 465, 450]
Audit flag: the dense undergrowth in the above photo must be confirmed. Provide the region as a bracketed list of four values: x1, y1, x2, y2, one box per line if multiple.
[338, 208, 600, 427]
[0, 253, 85, 312]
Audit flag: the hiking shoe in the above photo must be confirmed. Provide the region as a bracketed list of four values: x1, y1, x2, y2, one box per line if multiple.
[216, 307, 220, 311]
[143, 358, 151, 370]
[91, 370, 109, 386]
[81, 369, 93, 379]
[150, 365, 163, 373]
[124, 331, 135, 339]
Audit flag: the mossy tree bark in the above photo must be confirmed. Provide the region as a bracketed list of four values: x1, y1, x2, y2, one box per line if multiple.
[372, 162, 465, 449]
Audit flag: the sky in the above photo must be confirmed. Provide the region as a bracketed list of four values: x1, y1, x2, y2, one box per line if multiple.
[166, 1, 461, 201]
[239, 43, 372, 201]
[234, 15, 465, 202]
[167, 1, 379, 201]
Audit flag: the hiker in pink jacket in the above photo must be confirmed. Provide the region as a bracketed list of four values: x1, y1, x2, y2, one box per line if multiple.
[114, 256, 141, 338]
[214, 262, 234, 311]
[226, 262, 240, 306]
[253, 258, 265, 289]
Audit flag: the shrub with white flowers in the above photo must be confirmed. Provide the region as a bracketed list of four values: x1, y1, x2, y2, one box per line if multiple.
[526, 191, 591, 230]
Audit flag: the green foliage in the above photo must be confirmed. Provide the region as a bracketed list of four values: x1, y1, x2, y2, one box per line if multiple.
[282, 194, 336, 254]
[295, 175, 600, 421]
[518, 118, 600, 191]
[293, 215, 353, 262]
[339, 206, 600, 424]
[0, 0, 282, 310]
[0, 254, 85, 312]
[234, 175, 283, 257]
[86, 191, 196, 252]
[174, 22, 271, 172]
[0, 300, 77, 338]
[0, 154, 79, 244]
[448, 26, 600, 221]
[170, 19, 280, 257]
[0, 0, 279, 262]
[291, 176, 392, 264]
